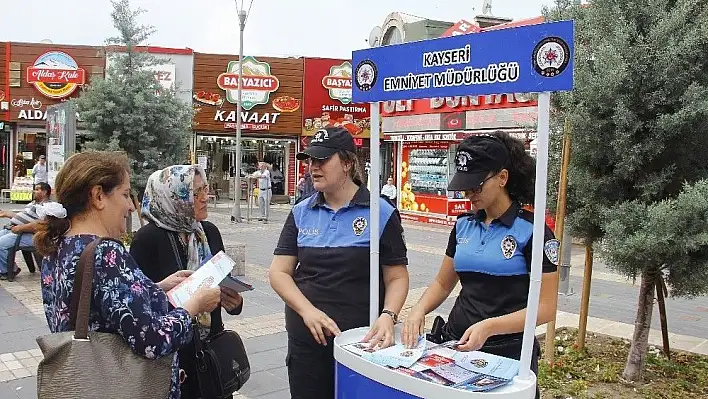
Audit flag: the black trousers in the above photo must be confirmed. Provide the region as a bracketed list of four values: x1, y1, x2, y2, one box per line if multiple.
[286, 335, 335, 399]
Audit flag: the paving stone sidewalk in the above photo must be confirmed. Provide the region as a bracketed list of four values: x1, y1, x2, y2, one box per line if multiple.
[0, 201, 706, 398]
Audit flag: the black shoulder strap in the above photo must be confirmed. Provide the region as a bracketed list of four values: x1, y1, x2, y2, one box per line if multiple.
[167, 233, 185, 271]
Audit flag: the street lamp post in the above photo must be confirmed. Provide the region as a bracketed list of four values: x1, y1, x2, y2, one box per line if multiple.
[231, 2, 250, 223]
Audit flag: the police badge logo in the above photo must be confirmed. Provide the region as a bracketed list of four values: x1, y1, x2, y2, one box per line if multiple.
[352, 216, 368, 236]
[501, 235, 517, 259]
[532, 37, 570, 78]
[354, 60, 377, 92]
[544, 239, 561, 265]
[455, 151, 473, 172]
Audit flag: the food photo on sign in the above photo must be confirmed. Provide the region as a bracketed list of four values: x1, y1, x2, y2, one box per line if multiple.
[302, 58, 371, 138]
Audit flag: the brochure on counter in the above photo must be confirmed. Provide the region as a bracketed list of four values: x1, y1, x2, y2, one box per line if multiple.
[342, 338, 519, 393]
[167, 251, 253, 308]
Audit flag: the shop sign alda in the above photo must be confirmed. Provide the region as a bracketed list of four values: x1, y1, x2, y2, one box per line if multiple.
[12, 98, 47, 120]
[217, 56, 280, 110]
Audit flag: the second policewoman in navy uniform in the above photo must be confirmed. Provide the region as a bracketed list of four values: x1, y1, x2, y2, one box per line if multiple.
[269, 127, 409, 399]
[402, 132, 559, 399]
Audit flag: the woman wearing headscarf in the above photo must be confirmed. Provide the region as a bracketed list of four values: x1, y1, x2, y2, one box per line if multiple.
[130, 165, 244, 399]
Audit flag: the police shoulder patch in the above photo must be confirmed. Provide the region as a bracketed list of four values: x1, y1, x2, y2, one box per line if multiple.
[544, 239, 561, 266]
[352, 216, 368, 236]
[501, 235, 517, 259]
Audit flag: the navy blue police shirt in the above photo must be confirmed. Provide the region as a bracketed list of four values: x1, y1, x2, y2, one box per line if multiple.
[274, 185, 408, 342]
[444, 202, 559, 342]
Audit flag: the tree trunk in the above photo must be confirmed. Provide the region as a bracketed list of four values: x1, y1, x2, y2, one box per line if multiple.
[131, 193, 144, 227]
[622, 270, 657, 382]
[656, 277, 671, 360]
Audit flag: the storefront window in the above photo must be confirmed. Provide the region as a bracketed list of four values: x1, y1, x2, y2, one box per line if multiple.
[17, 130, 47, 177]
[195, 135, 292, 197]
[0, 131, 10, 189]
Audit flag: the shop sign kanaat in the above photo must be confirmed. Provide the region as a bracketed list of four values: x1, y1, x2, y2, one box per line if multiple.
[27, 51, 86, 99]
[217, 56, 280, 110]
[214, 109, 281, 131]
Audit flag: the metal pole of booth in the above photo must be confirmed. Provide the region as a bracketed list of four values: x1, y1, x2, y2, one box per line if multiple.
[369, 103, 381, 325]
[518, 92, 552, 379]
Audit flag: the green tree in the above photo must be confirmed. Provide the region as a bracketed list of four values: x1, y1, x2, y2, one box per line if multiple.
[75, 0, 191, 195]
[546, 0, 708, 381]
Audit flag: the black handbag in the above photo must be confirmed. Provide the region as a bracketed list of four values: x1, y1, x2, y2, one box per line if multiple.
[192, 322, 251, 398]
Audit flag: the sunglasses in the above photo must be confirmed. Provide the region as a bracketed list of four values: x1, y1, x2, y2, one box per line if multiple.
[465, 173, 498, 194]
[304, 157, 333, 166]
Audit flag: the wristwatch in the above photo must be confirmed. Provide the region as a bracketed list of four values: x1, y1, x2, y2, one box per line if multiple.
[381, 309, 398, 324]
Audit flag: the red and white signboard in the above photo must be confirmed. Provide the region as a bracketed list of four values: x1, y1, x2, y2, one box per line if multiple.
[27, 51, 86, 99]
[441, 19, 482, 37]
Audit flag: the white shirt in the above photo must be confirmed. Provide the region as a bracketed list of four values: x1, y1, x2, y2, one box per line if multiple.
[252, 169, 271, 190]
[381, 184, 397, 200]
[33, 163, 48, 184]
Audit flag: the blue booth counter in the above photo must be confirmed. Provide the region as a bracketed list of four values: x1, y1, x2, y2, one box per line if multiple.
[334, 327, 536, 399]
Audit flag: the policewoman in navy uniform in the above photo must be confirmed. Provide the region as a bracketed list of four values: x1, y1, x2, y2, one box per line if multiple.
[402, 132, 559, 398]
[269, 126, 409, 399]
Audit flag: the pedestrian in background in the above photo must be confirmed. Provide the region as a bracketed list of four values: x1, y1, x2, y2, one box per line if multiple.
[381, 177, 397, 207]
[251, 162, 271, 222]
[32, 155, 48, 186]
[269, 127, 409, 399]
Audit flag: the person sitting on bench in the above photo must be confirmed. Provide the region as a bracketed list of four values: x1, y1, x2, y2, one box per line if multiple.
[0, 182, 50, 280]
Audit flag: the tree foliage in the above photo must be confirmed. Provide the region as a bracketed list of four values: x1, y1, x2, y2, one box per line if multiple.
[547, 0, 708, 244]
[601, 180, 708, 298]
[545, 0, 708, 382]
[74, 0, 191, 193]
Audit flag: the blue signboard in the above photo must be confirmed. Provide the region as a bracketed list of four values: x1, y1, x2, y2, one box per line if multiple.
[351, 20, 574, 103]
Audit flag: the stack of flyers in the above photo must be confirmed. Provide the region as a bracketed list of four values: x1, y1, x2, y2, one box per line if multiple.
[167, 251, 254, 308]
[341, 342, 382, 356]
[452, 350, 520, 381]
[406, 344, 517, 392]
[412, 353, 455, 370]
[457, 375, 510, 392]
[362, 336, 427, 368]
[388, 366, 433, 381]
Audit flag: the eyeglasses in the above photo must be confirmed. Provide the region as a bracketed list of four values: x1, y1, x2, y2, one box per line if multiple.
[304, 157, 332, 166]
[465, 173, 497, 194]
[193, 185, 210, 198]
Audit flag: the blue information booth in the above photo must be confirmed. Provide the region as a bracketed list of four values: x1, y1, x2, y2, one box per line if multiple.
[336, 20, 575, 399]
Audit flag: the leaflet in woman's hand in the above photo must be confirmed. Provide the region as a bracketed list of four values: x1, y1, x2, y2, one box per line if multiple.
[167, 251, 250, 307]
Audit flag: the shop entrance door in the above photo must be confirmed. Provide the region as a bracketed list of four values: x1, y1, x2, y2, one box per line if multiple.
[379, 142, 394, 189]
[0, 131, 9, 189]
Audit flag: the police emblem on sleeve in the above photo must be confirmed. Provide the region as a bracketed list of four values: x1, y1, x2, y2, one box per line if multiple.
[544, 239, 561, 265]
[501, 235, 517, 259]
[352, 216, 368, 236]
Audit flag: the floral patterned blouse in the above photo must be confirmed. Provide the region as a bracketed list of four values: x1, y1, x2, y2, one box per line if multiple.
[41, 235, 194, 399]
